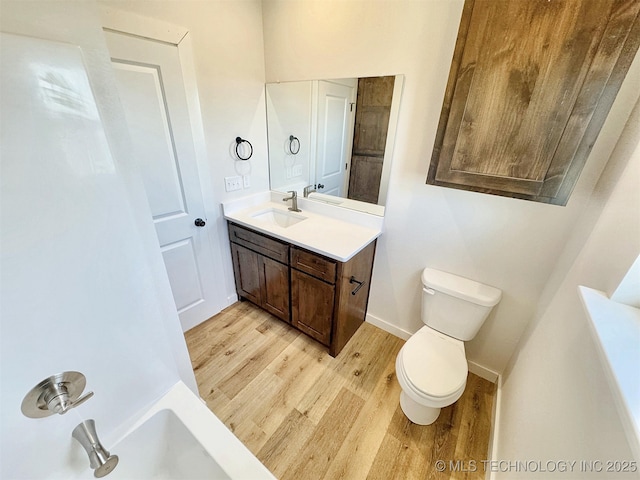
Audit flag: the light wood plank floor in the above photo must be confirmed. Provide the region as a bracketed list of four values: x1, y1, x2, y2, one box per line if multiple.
[185, 302, 496, 480]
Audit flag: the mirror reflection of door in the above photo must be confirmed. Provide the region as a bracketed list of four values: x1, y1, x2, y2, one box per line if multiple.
[265, 75, 403, 215]
[348, 76, 395, 204]
[315, 80, 356, 197]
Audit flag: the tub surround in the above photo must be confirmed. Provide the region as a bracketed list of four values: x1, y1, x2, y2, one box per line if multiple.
[223, 191, 383, 262]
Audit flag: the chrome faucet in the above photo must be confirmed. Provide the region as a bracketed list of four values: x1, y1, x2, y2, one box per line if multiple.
[21, 372, 117, 477]
[73, 419, 119, 478]
[303, 185, 316, 198]
[283, 190, 301, 212]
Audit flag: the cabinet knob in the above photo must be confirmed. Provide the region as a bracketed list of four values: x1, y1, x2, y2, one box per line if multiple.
[194, 218, 206, 227]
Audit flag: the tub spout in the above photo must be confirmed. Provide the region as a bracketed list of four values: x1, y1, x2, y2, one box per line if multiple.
[72, 419, 118, 478]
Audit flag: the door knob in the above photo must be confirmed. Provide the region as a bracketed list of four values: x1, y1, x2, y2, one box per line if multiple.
[194, 218, 206, 227]
[317, 183, 325, 189]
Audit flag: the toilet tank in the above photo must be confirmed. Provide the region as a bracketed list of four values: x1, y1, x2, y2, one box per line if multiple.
[421, 268, 502, 341]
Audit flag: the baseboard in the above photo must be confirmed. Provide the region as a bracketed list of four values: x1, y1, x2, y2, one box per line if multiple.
[227, 293, 238, 306]
[365, 312, 412, 340]
[468, 361, 499, 383]
[486, 374, 503, 480]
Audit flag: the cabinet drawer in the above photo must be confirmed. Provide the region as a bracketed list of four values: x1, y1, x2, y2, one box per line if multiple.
[290, 247, 336, 284]
[229, 223, 289, 264]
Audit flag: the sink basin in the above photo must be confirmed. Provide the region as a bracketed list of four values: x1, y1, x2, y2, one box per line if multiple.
[106, 409, 230, 479]
[251, 208, 307, 228]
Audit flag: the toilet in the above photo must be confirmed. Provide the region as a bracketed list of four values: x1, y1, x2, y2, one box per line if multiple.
[395, 268, 502, 425]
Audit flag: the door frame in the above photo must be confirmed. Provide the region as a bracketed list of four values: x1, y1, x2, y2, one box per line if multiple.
[100, 7, 227, 327]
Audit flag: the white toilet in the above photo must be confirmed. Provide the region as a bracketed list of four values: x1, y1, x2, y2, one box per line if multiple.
[395, 267, 502, 425]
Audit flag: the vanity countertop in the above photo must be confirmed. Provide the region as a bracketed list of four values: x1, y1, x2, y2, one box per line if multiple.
[222, 194, 383, 262]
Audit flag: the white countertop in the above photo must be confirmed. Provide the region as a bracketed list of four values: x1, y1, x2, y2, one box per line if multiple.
[222, 192, 383, 262]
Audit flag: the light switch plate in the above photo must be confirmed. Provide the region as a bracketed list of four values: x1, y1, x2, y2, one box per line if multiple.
[224, 176, 242, 192]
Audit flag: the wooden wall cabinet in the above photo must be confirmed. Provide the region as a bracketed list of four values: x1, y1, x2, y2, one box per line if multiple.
[348, 76, 395, 204]
[228, 222, 377, 356]
[427, 0, 640, 205]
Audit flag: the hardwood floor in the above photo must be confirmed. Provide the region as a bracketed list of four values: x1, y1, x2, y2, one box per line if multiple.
[185, 302, 496, 480]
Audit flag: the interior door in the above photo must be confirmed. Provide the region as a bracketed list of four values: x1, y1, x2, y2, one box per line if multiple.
[315, 81, 355, 197]
[105, 31, 219, 331]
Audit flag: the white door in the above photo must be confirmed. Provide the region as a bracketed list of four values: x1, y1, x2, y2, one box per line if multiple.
[105, 31, 219, 331]
[315, 81, 356, 196]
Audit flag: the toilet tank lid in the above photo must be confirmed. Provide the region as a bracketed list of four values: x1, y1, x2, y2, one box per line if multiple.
[422, 268, 502, 307]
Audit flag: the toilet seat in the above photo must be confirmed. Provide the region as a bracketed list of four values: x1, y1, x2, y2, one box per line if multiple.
[400, 326, 467, 399]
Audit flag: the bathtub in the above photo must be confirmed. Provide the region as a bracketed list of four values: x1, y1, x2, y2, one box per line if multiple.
[74, 382, 275, 479]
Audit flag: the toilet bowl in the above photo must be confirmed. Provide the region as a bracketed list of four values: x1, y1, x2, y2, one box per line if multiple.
[395, 268, 501, 425]
[395, 326, 468, 424]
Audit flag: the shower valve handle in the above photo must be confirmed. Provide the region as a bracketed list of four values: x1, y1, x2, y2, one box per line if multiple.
[21, 371, 94, 418]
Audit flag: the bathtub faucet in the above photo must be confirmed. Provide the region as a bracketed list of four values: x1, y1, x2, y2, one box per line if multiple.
[72, 419, 119, 478]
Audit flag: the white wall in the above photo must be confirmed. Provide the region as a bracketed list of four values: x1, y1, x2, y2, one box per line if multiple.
[100, 0, 268, 307]
[495, 101, 640, 478]
[262, 0, 640, 374]
[0, 1, 197, 477]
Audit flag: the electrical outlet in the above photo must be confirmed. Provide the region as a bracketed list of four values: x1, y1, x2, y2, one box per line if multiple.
[243, 175, 251, 188]
[224, 176, 242, 192]
[292, 164, 303, 177]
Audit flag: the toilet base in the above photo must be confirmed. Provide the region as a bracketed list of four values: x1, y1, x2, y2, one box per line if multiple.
[400, 391, 441, 425]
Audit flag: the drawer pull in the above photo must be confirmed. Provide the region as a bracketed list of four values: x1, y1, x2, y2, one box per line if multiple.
[350, 276, 365, 296]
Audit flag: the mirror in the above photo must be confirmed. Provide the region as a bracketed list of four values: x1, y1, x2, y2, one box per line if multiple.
[266, 75, 403, 216]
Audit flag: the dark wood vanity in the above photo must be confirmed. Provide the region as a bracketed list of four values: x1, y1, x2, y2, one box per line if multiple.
[228, 222, 376, 356]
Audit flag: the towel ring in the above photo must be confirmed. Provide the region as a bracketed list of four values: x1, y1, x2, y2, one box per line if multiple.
[288, 135, 300, 155]
[235, 137, 253, 161]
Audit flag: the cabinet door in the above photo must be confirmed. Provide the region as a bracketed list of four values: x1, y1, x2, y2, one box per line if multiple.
[427, 0, 640, 205]
[291, 270, 335, 346]
[348, 155, 384, 204]
[230, 243, 261, 305]
[259, 255, 290, 323]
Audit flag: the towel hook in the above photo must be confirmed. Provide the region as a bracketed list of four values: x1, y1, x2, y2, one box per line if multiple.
[235, 137, 253, 161]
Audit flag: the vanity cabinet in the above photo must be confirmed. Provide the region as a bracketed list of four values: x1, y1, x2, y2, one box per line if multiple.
[229, 225, 290, 322]
[228, 222, 377, 356]
[427, 0, 640, 205]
